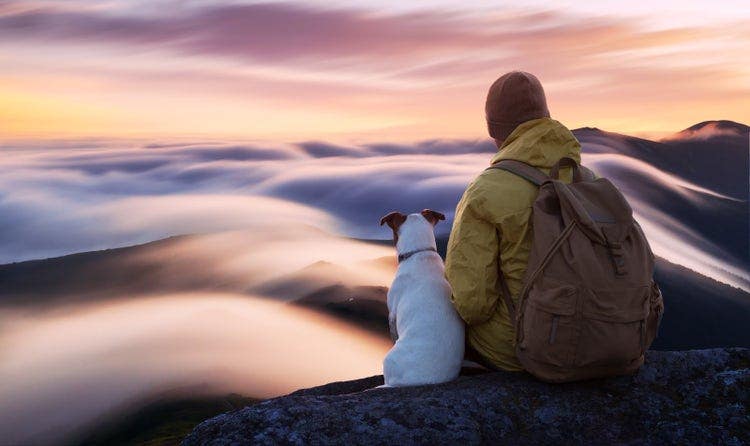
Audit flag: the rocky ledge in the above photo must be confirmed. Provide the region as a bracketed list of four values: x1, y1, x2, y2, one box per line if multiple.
[183, 349, 749, 445]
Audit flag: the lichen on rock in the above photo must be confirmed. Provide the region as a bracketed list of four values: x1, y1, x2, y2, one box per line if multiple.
[183, 349, 749, 445]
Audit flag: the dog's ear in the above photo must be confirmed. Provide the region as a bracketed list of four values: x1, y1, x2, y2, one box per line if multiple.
[421, 209, 445, 226]
[380, 211, 406, 232]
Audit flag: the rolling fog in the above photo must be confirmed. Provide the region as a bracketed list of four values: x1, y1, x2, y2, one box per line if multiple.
[0, 137, 746, 288]
[0, 133, 746, 443]
[0, 215, 396, 444]
[0, 294, 391, 444]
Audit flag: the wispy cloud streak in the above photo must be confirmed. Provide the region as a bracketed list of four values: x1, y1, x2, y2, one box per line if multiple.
[0, 1, 747, 138]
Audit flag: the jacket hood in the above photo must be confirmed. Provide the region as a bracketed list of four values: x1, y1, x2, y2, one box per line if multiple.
[490, 118, 581, 168]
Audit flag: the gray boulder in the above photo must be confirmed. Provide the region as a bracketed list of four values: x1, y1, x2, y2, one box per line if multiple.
[183, 349, 749, 445]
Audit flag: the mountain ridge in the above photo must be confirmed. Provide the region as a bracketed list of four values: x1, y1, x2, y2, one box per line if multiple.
[1, 232, 748, 351]
[571, 119, 749, 141]
[679, 119, 750, 134]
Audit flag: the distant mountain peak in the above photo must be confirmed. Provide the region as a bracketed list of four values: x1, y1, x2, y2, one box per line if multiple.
[684, 120, 749, 133]
[572, 126, 605, 135]
[571, 127, 641, 141]
[667, 120, 749, 141]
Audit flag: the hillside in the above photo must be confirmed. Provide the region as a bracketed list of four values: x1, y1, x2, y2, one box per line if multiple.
[574, 121, 749, 267]
[575, 120, 749, 199]
[1, 232, 748, 350]
[2, 232, 748, 350]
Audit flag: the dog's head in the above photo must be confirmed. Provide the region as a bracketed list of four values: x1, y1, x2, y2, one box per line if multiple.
[380, 209, 445, 245]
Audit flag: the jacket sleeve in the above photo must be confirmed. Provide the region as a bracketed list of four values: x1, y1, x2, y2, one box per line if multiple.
[445, 184, 499, 325]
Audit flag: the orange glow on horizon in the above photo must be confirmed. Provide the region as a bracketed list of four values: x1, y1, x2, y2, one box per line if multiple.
[0, 3, 748, 142]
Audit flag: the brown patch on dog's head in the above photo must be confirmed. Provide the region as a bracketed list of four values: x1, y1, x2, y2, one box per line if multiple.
[421, 209, 445, 226]
[380, 211, 406, 244]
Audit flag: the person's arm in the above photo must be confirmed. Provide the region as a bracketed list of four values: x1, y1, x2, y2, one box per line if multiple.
[445, 185, 499, 325]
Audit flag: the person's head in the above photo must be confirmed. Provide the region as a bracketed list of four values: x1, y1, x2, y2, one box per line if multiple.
[485, 71, 550, 147]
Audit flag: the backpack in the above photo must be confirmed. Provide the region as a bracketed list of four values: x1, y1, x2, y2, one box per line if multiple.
[487, 157, 664, 382]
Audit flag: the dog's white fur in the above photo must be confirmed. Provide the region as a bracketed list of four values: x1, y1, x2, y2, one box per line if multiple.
[383, 213, 464, 387]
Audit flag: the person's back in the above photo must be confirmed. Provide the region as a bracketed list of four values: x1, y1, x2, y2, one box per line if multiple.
[445, 71, 580, 371]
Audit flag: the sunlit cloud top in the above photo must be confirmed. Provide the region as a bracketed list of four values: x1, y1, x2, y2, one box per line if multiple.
[1, 0, 748, 140]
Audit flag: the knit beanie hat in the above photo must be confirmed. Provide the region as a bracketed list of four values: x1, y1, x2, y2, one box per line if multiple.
[485, 71, 550, 142]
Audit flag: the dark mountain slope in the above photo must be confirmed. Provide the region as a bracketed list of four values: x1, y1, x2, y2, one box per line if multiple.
[575, 120, 748, 200]
[0, 235, 227, 305]
[574, 121, 749, 269]
[1, 233, 748, 349]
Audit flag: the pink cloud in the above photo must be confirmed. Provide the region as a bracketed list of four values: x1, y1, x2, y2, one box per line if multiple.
[1, 1, 747, 138]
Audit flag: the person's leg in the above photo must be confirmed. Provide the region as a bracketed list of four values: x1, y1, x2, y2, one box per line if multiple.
[465, 312, 524, 372]
[464, 340, 502, 372]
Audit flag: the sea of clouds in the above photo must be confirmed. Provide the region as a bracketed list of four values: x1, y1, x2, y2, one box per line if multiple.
[0, 136, 746, 289]
[0, 139, 492, 262]
[0, 136, 747, 444]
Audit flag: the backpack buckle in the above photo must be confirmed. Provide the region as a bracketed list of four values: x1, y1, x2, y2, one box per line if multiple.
[605, 241, 627, 275]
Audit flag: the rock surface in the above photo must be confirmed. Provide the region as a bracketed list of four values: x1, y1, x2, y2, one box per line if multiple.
[183, 349, 749, 445]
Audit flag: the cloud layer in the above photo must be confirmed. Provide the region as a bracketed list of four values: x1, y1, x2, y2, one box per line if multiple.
[0, 139, 492, 262]
[0, 127, 747, 443]
[0, 294, 390, 444]
[0, 130, 747, 290]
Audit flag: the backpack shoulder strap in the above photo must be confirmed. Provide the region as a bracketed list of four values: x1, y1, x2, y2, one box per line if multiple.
[485, 158, 594, 324]
[485, 159, 549, 186]
[485, 159, 548, 323]
[488, 159, 596, 184]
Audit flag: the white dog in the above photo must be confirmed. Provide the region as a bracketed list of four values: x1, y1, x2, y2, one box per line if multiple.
[379, 209, 465, 387]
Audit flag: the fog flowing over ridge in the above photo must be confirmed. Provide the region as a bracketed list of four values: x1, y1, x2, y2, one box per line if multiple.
[0, 138, 489, 262]
[0, 123, 746, 289]
[0, 218, 399, 444]
[0, 123, 747, 443]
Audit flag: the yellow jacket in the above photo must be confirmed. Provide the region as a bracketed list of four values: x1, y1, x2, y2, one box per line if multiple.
[445, 118, 581, 371]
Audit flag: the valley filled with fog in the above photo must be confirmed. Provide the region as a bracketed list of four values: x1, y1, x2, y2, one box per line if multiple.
[0, 121, 747, 443]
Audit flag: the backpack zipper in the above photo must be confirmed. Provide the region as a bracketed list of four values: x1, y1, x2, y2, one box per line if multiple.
[549, 316, 559, 344]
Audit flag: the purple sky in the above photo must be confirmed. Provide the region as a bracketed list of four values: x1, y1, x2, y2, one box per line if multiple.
[1, 0, 748, 140]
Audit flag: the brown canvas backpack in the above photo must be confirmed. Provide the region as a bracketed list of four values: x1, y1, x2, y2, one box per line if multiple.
[487, 157, 664, 382]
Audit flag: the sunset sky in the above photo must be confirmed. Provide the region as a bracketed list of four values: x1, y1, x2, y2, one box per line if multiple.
[1, 0, 748, 141]
[0, 4, 748, 442]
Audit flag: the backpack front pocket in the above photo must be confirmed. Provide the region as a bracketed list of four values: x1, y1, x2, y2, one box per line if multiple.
[519, 280, 577, 368]
[574, 286, 650, 367]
